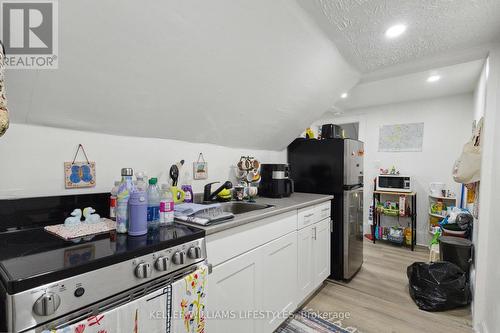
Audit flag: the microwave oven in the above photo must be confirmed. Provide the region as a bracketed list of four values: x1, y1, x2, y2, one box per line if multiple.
[376, 175, 412, 192]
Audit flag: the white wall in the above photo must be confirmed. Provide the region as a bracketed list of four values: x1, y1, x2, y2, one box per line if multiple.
[473, 60, 489, 122]
[469, 57, 488, 315]
[473, 46, 500, 333]
[0, 124, 286, 199]
[311, 94, 474, 245]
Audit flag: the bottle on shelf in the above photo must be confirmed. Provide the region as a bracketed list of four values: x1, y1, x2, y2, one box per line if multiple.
[109, 181, 120, 221]
[147, 177, 161, 227]
[159, 184, 175, 225]
[116, 168, 135, 233]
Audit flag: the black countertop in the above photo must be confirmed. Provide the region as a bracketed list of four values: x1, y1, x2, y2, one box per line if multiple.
[0, 223, 204, 294]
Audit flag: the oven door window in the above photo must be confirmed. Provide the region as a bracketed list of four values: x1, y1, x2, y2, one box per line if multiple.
[48, 288, 171, 333]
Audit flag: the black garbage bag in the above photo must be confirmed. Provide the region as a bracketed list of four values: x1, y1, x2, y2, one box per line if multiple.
[407, 261, 471, 311]
[456, 213, 473, 230]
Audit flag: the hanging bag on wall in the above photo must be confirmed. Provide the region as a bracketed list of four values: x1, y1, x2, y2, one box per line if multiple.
[452, 118, 483, 184]
[0, 41, 9, 137]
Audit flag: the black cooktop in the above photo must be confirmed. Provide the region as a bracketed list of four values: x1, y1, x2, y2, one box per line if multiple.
[0, 193, 205, 294]
[0, 224, 204, 294]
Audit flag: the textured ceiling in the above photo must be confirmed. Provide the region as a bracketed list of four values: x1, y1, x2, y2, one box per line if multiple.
[6, 0, 359, 150]
[297, 0, 500, 73]
[336, 59, 484, 110]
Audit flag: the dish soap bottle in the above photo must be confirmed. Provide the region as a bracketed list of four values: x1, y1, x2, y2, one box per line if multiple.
[181, 170, 194, 203]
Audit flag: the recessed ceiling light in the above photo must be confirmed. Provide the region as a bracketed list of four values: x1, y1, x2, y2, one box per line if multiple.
[385, 24, 407, 39]
[334, 111, 344, 116]
[340, 92, 348, 99]
[427, 75, 441, 83]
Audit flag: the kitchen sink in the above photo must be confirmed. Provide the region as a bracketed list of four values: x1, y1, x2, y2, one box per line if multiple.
[219, 202, 274, 215]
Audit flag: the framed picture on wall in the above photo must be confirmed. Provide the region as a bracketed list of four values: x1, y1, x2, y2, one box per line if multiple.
[64, 144, 96, 188]
[193, 153, 208, 180]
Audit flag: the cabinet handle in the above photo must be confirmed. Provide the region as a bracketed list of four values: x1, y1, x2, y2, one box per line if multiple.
[304, 213, 314, 218]
[207, 263, 213, 275]
[321, 208, 330, 212]
[313, 227, 317, 240]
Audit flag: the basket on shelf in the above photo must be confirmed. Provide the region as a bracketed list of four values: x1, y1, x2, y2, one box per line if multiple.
[388, 227, 405, 245]
[383, 208, 399, 217]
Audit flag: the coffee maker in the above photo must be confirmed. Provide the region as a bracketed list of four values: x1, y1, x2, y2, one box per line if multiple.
[259, 164, 294, 198]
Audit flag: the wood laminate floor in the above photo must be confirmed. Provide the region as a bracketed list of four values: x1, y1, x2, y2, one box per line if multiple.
[305, 241, 472, 333]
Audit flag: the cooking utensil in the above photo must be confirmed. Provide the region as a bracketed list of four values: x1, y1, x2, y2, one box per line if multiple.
[170, 164, 179, 186]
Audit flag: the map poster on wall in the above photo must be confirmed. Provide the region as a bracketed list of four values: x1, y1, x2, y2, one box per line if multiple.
[379, 122, 424, 152]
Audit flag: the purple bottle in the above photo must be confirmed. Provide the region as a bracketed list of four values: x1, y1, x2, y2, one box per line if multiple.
[128, 191, 148, 236]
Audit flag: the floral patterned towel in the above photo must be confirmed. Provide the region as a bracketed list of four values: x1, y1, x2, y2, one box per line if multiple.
[171, 265, 208, 333]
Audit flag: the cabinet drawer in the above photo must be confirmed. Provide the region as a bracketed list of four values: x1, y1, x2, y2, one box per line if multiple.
[316, 202, 331, 221]
[297, 206, 316, 229]
[207, 211, 297, 267]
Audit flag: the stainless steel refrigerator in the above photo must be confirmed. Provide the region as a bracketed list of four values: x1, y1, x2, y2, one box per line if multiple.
[288, 138, 364, 280]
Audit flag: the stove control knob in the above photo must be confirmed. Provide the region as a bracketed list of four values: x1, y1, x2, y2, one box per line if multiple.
[172, 251, 186, 265]
[33, 292, 61, 316]
[135, 262, 152, 279]
[155, 256, 170, 271]
[187, 246, 202, 259]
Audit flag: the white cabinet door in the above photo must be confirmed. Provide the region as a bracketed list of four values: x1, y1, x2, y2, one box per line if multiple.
[313, 219, 331, 286]
[260, 232, 298, 332]
[297, 225, 314, 302]
[206, 247, 262, 333]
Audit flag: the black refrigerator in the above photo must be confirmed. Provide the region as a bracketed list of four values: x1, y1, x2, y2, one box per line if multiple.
[288, 138, 364, 280]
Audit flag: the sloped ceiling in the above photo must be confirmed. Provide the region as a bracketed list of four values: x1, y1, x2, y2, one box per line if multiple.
[297, 0, 500, 73]
[6, 0, 359, 150]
